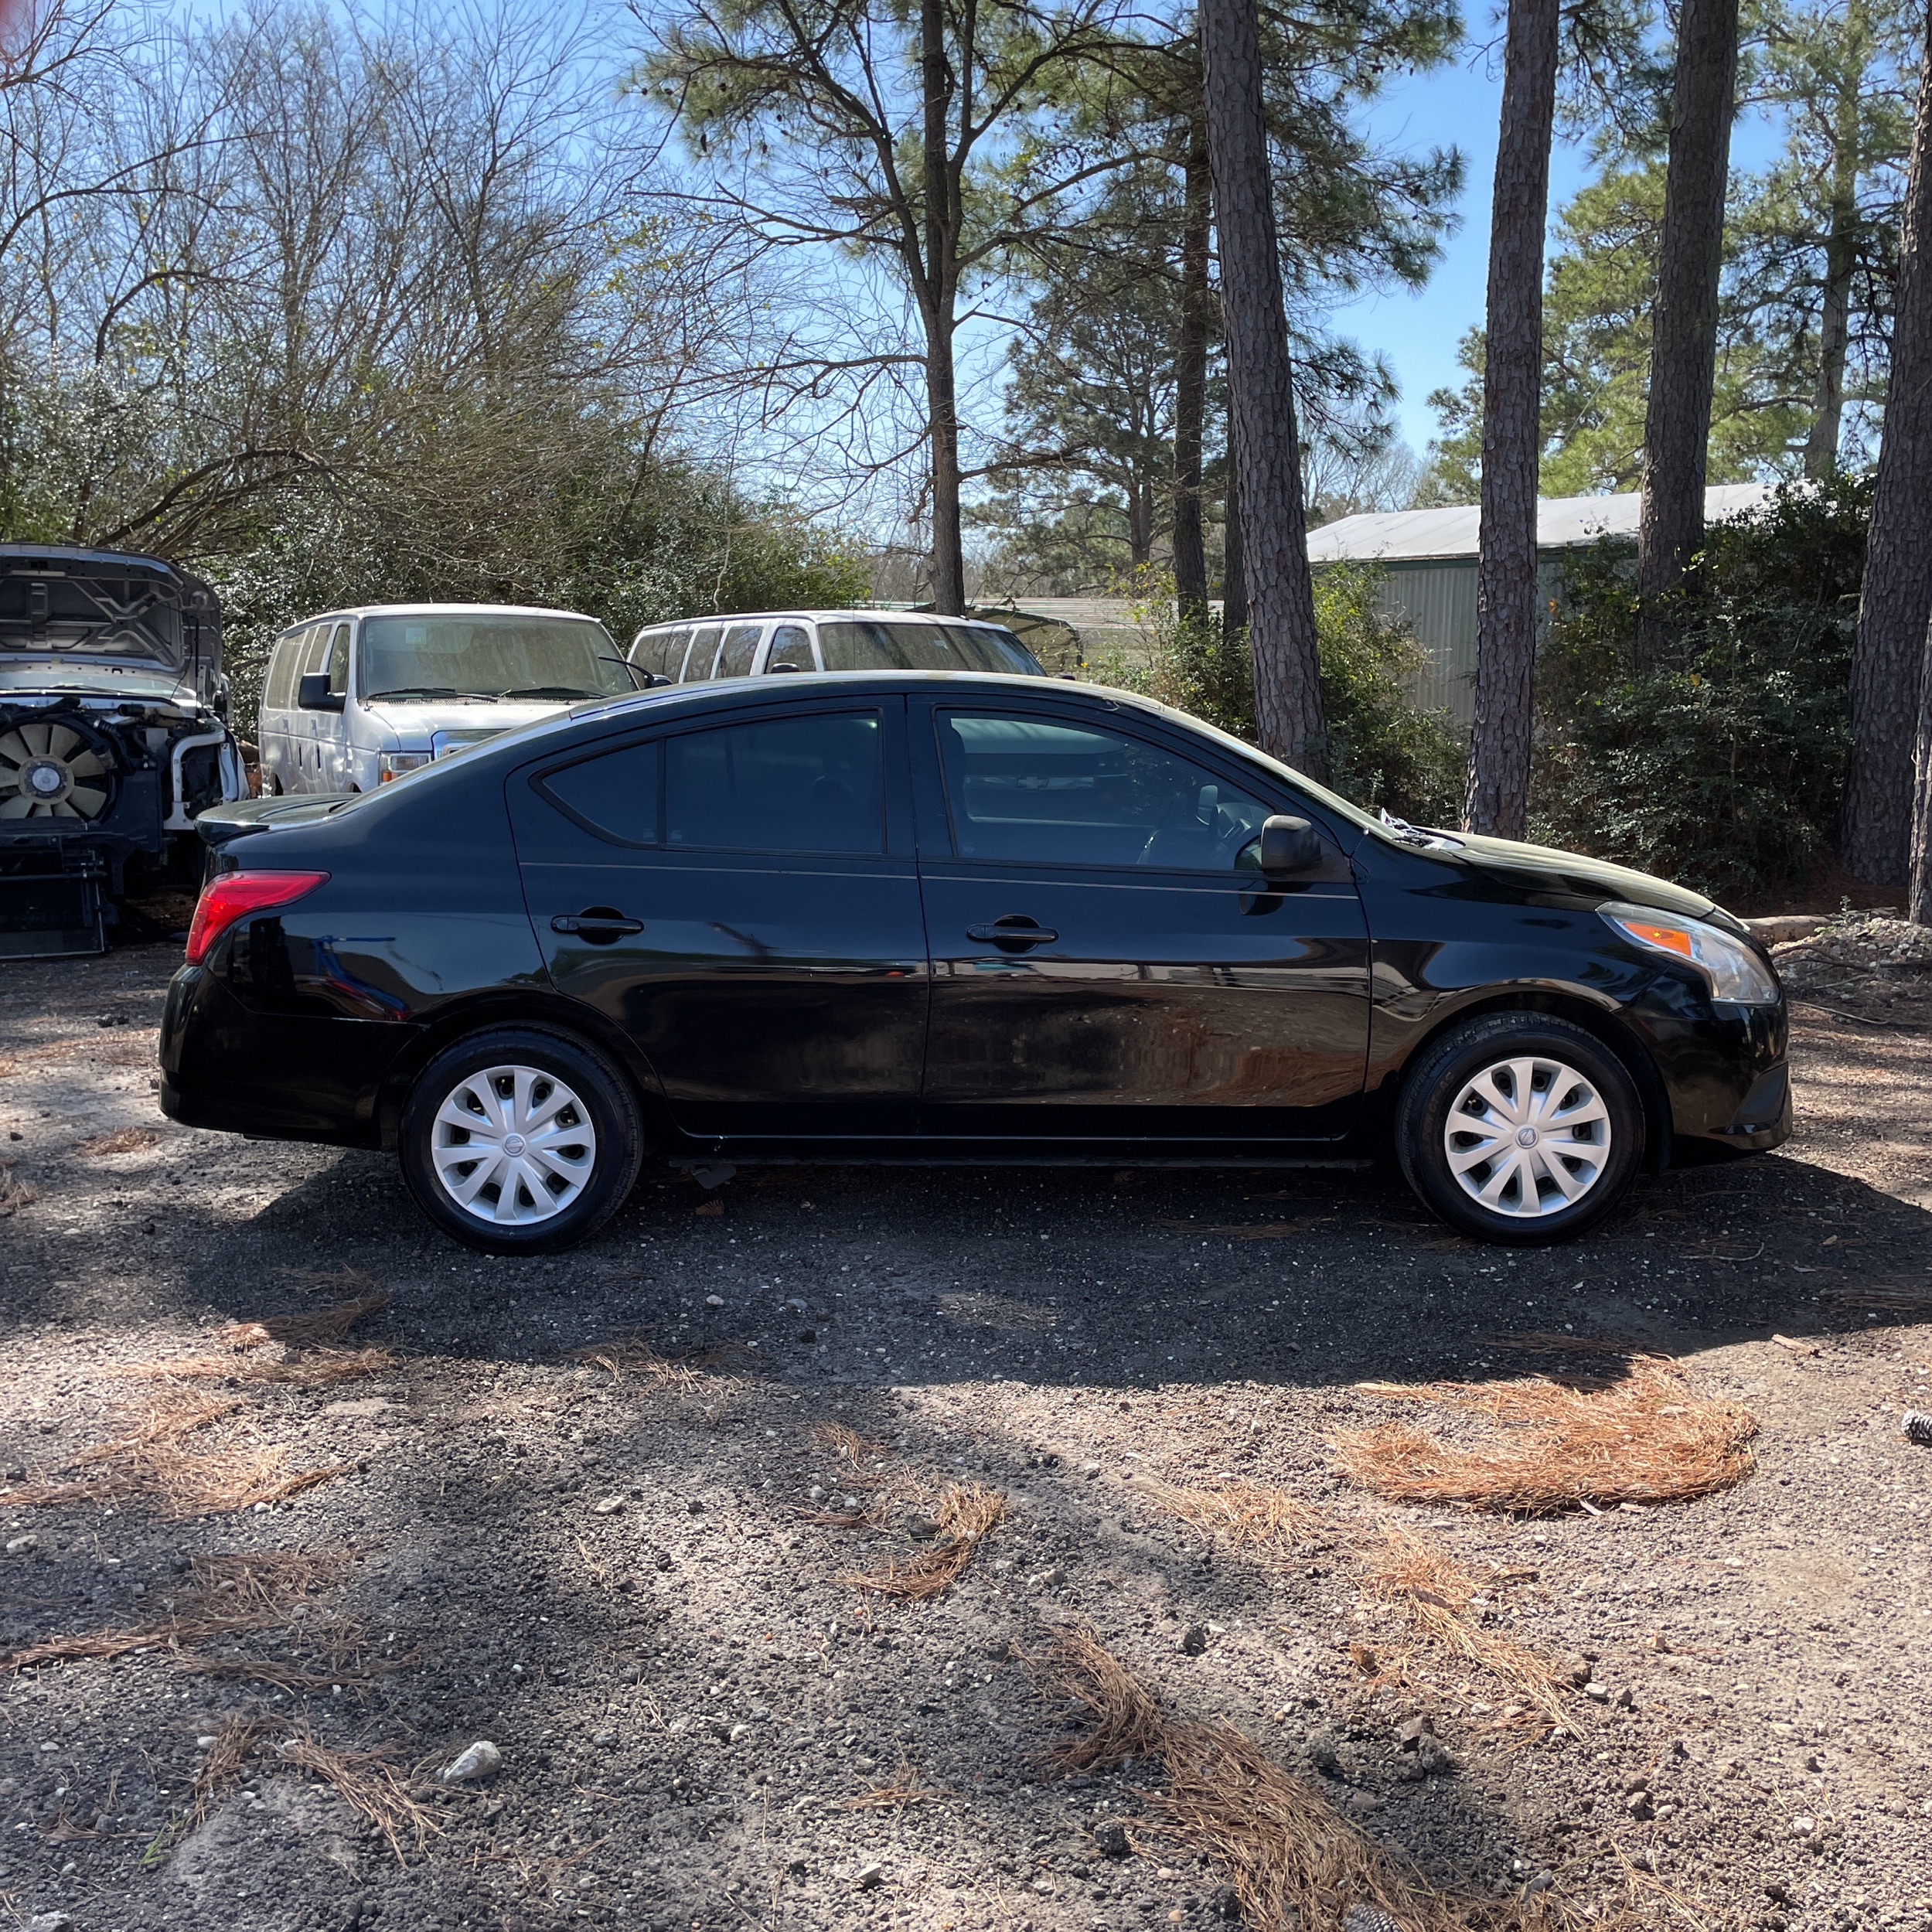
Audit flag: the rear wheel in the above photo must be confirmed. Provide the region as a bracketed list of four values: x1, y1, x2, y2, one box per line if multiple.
[399, 1027, 642, 1254]
[1395, 1013, 1643, 1245]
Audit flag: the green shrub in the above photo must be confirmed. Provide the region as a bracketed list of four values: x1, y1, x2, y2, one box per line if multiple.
[1095, 563, 1463, 824]
[1532, 476, 1868, 906]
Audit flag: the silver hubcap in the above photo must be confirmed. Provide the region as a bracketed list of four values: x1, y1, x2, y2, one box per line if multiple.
[430, 1063, 597, 1225]
[1443, 1054, 1612, 1218]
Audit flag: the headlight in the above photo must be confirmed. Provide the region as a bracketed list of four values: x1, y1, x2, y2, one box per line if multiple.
[378, 750, 434, 783]
[1600, 902, 1780, 1004]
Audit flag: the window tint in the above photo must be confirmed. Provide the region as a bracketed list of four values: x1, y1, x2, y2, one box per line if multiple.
[666, 713, 883, 854]
[715, 622, 764, 680]
[325, 623, 350, 697]
[819, 619, 1042, 674]
[535, 741, 661, 847]
[936, 711, 1272, 871]
[765, 624, 814, 672]
[681, 625, 722, 683]
[632, 627, 691, 680]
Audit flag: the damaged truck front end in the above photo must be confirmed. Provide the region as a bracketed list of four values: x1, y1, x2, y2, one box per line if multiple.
[1, 544, 246, 958]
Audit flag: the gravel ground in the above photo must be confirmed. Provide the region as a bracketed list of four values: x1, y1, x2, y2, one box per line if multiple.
[2, 941, 1930, 1932]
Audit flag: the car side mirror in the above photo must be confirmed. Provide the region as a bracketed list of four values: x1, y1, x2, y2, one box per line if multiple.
[297, 673, 345, 713]
[641, 672, 673, 688]
[1258, 813, 1320, 877]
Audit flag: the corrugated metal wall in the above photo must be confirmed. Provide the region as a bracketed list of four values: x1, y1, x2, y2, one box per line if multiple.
[1375, 562, 1477, 726]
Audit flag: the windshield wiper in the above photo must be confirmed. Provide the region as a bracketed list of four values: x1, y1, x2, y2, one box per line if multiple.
[366, 686, 494, 702]
[496, 686, 600, 700]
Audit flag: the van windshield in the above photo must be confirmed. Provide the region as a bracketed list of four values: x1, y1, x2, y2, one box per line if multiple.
[817, 620, 1042, 676]
[359, 614, 630, 702]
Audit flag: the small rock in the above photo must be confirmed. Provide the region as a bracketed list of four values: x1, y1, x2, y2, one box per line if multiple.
[687, 1498, 706, 1515]
[1092, 1819, 1130, 1858]
[29, 1913, 75, 1932]
[854, 1860, 885, 1891]
[1789, 1817, 1815, 1840]
[439, 1740, 503, 1784]
[1307, 1734, 1342, 1777]
[1177, 1624, 1208, 1656]
[705, 1293, 726, 1307]
[1625, 1791, 1654, 1821]
[906, 1516, 942, 1541]
[592, 1496, 625, 1515]
[5, 1533, 39, 1555]
[1583, 1682, 1610, 1702]
[593, 1729, 618, 1747]
[1395, 1715, 1435, 1747]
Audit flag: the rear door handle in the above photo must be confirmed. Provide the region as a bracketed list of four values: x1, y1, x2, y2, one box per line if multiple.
[551, 909, 644, 942]
[966, 918, 1057, 947]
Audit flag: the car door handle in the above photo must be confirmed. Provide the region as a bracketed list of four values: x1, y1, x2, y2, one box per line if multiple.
[966, 918, 1057, 947]
[551, 910, 644, 941]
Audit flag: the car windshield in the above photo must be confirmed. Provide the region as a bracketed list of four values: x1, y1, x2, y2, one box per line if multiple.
[359, 614, 629, 703]
[817, 619, 1042, 675]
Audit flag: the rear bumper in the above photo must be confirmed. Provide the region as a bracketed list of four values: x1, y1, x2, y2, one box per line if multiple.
[160, 963, 417, 1148]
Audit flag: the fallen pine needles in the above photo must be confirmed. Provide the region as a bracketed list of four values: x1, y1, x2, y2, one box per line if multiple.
[844, 1483, 1005, 1602]
[1138, 1477, 1329, 1560]
[135, 1345, 395, 1389]
[842, 1753, 947, 1812]
[223, 1286, 392, 1350]
[1040, 1629, 1528, 1932]
[12, 1391, 353, 1518]
[1335, 1366, 1757, 1514]
[570, 1331, 755, 1392]
[273, 1724, 438, 1860]
[1362, 1529, 1574, 1735]
[194, 1712, 284, 1820]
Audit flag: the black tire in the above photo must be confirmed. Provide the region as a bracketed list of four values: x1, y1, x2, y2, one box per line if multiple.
[399, 1025, 643, 1255]
[1395, 1012, 1644, 1246]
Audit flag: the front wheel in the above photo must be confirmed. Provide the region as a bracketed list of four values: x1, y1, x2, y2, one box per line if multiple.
[1395, 1013, 1644, 1245]
[399, 1027, 642, 1255]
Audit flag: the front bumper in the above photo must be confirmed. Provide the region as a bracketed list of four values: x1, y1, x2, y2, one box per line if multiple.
[160, 963, 417, 1147]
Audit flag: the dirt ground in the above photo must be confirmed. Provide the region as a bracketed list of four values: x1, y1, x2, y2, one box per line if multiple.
[2, 941, 1930, 1932]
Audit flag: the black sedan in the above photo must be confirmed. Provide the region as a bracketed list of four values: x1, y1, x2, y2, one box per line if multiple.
[160, 673, 1789, 1254]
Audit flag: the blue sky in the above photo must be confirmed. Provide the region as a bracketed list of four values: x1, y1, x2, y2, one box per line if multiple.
[1331, 20, 1785, 455]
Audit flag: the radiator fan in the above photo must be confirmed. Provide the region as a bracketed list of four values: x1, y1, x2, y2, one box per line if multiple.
[0, 718, 113, 819]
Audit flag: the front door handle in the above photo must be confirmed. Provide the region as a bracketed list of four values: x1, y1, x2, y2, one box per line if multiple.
[966, 916, 1058, 948]
[551, 908, 644, 943]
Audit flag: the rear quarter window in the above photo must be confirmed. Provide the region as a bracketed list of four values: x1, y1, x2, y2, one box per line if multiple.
[532, 741, 661, 847]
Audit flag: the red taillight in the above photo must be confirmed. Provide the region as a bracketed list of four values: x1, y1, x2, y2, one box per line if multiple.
[185, 870, 330, 965]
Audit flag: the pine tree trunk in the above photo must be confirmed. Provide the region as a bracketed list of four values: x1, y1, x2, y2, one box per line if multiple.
[922, 0, 966, 615]
[1635, 0, 1739, 666]
[1171, 110, 1212, 618]
[1222, 398, 1248, 639]
[1804, 172, 1858, 479]
[1463, 0, 1559, 842]
[1198, 0, 1326, 775]
[1862, 19, 1932, 895]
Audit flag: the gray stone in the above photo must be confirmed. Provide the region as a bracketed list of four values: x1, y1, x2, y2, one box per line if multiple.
[854, 1860, 885, 1891]
[439, 1740, 503, 1784]
[1395, 1715, 1435, 1747]
[1177, 1624, 1208, 1656]
[5, 1534, 39, 1555]
[1415, 1738, 1453, 1777]
[1307, 1734, 1342, 1777]
[28, 1913, 74, 1932]
[1092, 1819, 1130, 1858]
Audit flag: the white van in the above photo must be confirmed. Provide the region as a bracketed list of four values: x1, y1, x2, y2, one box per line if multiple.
[627, 609, 1047, 685]
[257, 604, 635, 795]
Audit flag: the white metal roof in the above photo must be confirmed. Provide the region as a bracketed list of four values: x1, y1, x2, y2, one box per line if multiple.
[1306, 484, 1772, 564]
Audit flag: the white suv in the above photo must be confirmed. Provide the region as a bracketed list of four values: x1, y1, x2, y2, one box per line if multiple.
[257, 603, 633, 795]
[628, 609, 1046, 684]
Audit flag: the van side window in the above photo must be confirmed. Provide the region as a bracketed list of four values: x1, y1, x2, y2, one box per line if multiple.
[264, 635, 299, 710]
[765, 625, 814, 672]
[714, 622, 763, 680]
[302, 625, 334, 677]
[682, 625, 722, 682]
[325, 624, 351, 697]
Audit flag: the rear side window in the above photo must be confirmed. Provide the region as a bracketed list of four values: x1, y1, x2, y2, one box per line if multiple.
[682, 624, 723, 682]
[714, 622, 764, 680]
[632, 627, 691, 680]
[666, 713, 883, 854]
[765, 624, 814, 672]
[534, 741, 661, 847]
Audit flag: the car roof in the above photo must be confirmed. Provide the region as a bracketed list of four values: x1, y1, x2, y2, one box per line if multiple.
[634, 609, 1021, 629]
[281, 603, 600, 629]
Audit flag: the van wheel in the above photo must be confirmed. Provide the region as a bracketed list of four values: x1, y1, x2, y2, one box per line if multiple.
[399, 1027, 642, 1255]
[1395, 1013, 1642, 1245]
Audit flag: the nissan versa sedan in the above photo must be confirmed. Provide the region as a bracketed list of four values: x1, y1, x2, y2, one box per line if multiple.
[159, 673, 1790, 1255]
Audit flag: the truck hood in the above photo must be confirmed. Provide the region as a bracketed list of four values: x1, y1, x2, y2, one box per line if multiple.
[361, 697, 578, 748]
[1409, 828, 1722, 922]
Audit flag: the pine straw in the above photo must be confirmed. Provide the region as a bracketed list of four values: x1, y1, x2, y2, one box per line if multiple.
[222, 1283, 391, 1349]
[1040, 1629, 1528, 1932]
[74, 1126, 161, 1157]
[1137, 1477, 1330, 1559]
[12, 1390, 353, 1518]
[193, 1712, 284, 1820]
[138, 1345, 396, 1389]
[272, 1725, 439, 1860]
[842, 1752, 948, 1812]
[1334, 1366, 1758, 1515]
[570, 1330, 757, 1392]
[1362, 1529, 1574, 1735]
[3, 1548, 346, 1673]
[843, 1483, 1006, 1602]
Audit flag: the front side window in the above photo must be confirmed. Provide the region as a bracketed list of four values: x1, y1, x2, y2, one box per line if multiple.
[301, 625, 333, 677]
[358, 614, 629, 703]
[819, 619, 1041, 675]
[666, 712, 883, 854]
[325, 623, 350, 697]
[714, 622, 765, 680]
[766, 624, 815, 672]
[936, 710, 1273, 871]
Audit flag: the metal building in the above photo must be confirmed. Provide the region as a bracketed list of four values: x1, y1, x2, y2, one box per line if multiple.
[1305, 485, 1770, 727]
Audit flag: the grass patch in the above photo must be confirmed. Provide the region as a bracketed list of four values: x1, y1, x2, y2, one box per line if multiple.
[1335, 1367, 1757, 1514]
[1039, 1628, 1526, 1932]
